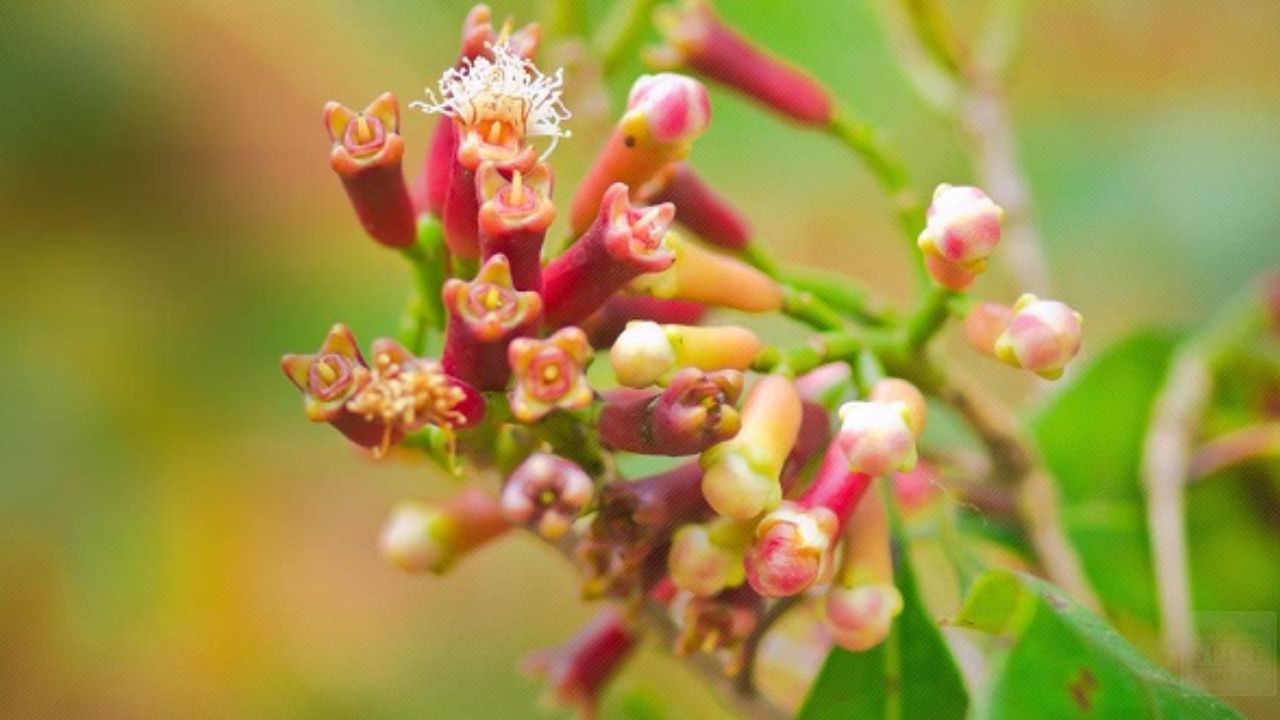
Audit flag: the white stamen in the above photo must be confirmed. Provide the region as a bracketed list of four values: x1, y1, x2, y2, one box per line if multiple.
[411, 43, 571, 160]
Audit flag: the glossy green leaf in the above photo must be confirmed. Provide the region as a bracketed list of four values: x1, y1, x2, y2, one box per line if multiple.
[798, 542, 968, 720]
[955, 569, 1241, 719]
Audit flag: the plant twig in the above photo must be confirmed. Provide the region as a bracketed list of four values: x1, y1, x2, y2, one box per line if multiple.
[928, 370, 1102, 611]
[1142, 349, 1211, 670]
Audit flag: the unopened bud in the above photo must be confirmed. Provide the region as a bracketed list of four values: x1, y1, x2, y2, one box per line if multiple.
[836, 400, 918, 476]
[744, 503, 838, 598]
[700, 375, 802, 519]
[867, 378, 927, 438]
[648, 0, 833, 126]
[568, 74, 710, 234]
[626, 232, 783, 313]
[963, 301, 1013, 358]
[820, 583, 904, 651]
[610, 321, 761, 388]
[994, 294, 1083, 380]
[599, 368, 743, 455]
[379, 489, 509, 574]
[917, 184, 1004, 270]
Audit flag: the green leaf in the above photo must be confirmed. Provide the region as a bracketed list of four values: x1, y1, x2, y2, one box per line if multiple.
[1030, 330, 1185, 630]
[955, 569, 1241, 719]
[798, 541, 968, 720]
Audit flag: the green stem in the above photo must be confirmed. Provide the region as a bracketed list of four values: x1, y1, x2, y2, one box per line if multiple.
[595, 0, 660, 77]
[825, 109, 929, 290]
[904, 287, 955, 350]
[752, 330, 868, 377]
[782, 285, 847, 332]
[783, 268, 896, 327]
[398, 216, 448, 356]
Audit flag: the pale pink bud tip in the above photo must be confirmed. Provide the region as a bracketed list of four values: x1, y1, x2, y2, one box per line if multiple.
[836, 401, 918, 476]
[744, 504, 837, 598]
[821, 583, 904, 651]
[627, 73, 711, 144]
[964, 302, 1013, 358]
[917, 184, 1004, 269]
[502, 453, 595, 540]
[868, 378, 927, 438]
[379, 502, 451, 574]
[995, 294, 1083, 380]
[701, 450, 780, 519]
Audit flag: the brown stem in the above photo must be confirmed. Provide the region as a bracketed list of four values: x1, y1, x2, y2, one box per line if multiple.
[960, 70, 1050, 294]
[1142, 350, 1211, 670]
[929, 370, 1102, 611]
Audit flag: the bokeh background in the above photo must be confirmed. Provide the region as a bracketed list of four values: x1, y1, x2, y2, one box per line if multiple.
[2, 0, 1278, 716]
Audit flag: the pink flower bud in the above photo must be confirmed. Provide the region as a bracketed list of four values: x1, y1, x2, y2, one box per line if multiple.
[700, 375, 802, 519]
[820, 584, 904, 651]
[917, 184, 1004, 270]
[868, 378, 927, 438]
[599, 368, 744, 455]
[744, 443, 873, 598]
[642, 162, 752, 251]
[568, 74, 710, 234]
[667, 518, 752, 597]
[626, 72, 712, 144]
[994, 294, 1084, 380]
[648, 0, 834, 126]
[609, 321, 761, 388]
[323, 93, 416, 249]
[524, 609, 639, 719]
[744, 503, 839, 598]
[501, 453, 594, 540]
[626, 232, 783, 313]
[477, 162, 555, 293]
[442, 254, 543, 391]
[836, 400, 918, 476]
[379, 489, 509, 574]
[581, 295, 707, 349]
[508, 327, 594, 423]
[543, 184, 677, 327]
[964, 301, 1013, 358]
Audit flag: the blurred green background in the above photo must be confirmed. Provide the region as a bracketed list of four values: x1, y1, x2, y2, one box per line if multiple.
[2, 0, 1278, 716]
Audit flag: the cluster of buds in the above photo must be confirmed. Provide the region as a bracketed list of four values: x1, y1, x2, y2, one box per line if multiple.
[283, 2, 1091, 716]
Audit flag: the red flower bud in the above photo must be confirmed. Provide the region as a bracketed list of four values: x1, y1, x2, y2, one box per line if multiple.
[508, 327, 594, 422]
[442, 254, 543, 390]
[323, 93, 416, 249]
[648, 0, 834, 126]
[477, 162, 555, 292]
[501, 453, 594, 540]
[523, 609, 640, 719]
[543, 185, 677, 327]
[568, 74, 710, 234]
[599, 368, 744, 455]
[642, 162, 751, 250]
[594, 462, 711, 555]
